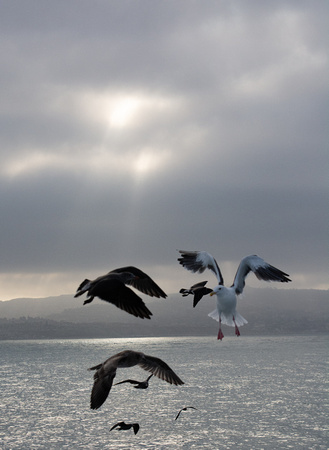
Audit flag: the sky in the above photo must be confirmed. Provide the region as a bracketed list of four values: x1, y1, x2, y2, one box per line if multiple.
[0, 1, 328, 300]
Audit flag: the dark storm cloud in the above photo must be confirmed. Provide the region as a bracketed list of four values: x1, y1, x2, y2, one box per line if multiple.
[0, 0, 328, 298]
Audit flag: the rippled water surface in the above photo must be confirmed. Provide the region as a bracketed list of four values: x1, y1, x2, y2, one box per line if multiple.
[1, 335, 328, 449]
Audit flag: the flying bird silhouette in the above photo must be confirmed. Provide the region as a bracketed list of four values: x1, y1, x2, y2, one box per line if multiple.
[88, 350, 184, 409]
[114, 374, 153, 389]
[109, 421, 140, 435]
[178, 250, 291, 340]
[175, 406, 197, 420]
[179, 281, 213, 307]
[74, 266, 167, 319]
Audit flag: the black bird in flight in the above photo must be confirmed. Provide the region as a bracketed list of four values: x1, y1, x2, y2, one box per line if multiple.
[110, 421, 140, 435]
[74, 266, 167, 319]
[114, 374, 153, 389]
[175, 406, 197, 420]
[179, 281, 213, 307]
[88, 350, 184, 410]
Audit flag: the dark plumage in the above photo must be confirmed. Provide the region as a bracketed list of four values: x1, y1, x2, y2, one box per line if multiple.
[74, 266, 167, 319]
[179, 281, 213, 307]
[89, 350, 184, 410]
[175, 406, 197, 420]
[110, 421, 140, 435]
[114, 374, 153, 389]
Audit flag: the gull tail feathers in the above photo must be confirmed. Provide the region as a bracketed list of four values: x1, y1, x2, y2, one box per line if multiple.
[208, 309, 248, 327]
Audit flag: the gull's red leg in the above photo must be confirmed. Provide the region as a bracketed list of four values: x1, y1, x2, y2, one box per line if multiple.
[217, 319, 224, 340]
[233, 316, 240, 337]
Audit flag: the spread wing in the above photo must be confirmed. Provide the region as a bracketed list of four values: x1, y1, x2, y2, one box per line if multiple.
[74, 278, 92, 297]
[113, 379, 139, 385]
[110, 422, 124, 432]
[110, 266, 167, 298]
[179, 281, 212, 307]
[175, 409, 183, 420]
[88, 278, 153, 319]
[178, 250, 224, 285]
[232, 255, 291, 295]
[132, 423, 140, 434]
[138, 354, 184, 386]
[90, 368, 116, 410]
[175, 406, 197, 420]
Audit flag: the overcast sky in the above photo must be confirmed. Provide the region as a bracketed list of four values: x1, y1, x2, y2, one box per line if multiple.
[0, 1, 328, 300]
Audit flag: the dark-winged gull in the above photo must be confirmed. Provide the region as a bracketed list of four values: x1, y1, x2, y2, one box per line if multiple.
[88, 350, 184, 409]
[175, 406, 197, 420]
[179, 281, 213, 307]
[74, 266, 167, 319]
[114, 374, 153, 389]
[109, 421, 140, 435]
[178, 250, 291, 340]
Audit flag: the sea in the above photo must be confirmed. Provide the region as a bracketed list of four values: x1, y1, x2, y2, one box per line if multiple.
[0, 334, 328, 449]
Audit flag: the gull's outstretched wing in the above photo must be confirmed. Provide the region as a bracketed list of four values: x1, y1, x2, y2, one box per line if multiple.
[90, 367, 116, 410]
[110, 266, 167, 298]
[232, 255, 291, 295]
[178, 250, 224, 285]
[88, 278, 153, 319]
[138, 354, 184, 386]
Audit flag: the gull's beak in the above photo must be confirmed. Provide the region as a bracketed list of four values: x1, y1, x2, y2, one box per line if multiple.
[210, 291, 215, 296]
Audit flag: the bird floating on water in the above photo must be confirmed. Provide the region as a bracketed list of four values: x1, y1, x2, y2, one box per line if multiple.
[175, 406, 197, 420]
[88, 350, 184, 409]
[109, 421, 140, 435]
[114, 374, 153, 389]
[178, 250, 291, 340]
[74, 266, 167, 319]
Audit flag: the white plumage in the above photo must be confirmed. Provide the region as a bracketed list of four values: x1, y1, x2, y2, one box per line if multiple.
[178, 251, 291, 340]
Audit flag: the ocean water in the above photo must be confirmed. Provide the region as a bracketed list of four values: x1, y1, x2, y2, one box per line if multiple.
[0, 335, 328, 449]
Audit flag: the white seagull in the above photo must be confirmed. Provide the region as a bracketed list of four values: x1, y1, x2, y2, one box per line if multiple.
[178, 250, 291, 340]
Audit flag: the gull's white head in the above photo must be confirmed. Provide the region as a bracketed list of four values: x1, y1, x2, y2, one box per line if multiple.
[210, 285, 223, 296]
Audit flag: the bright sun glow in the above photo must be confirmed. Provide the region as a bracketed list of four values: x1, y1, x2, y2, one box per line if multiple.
[133, 150, 169, 180]
[3, 153, 58, 177]
[108, 97, 141, 128]
[135, 152, 156, 174]
[2, 90, 177, 179]
[72, 89, 179, 130]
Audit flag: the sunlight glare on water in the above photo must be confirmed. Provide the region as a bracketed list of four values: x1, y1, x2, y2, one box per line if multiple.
[0, 335, 328, 449]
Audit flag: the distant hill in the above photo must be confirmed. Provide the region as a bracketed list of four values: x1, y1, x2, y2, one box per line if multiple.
[0, 288, 328, 339]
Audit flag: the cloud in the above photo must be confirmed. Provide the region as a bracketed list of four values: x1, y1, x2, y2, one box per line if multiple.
[0, 1, 328, 299]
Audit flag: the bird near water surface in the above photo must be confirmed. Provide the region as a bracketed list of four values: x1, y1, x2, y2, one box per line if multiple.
[114, 374, 153, 389]
[110, 421, 140, 435]
[175, 406, 198, 420]
[88, 350, 184, 409]
[74, 266, 167, 319]
[178, 250, 291, 340]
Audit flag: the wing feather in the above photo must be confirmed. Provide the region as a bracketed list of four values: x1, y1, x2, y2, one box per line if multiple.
[110, 266, 167, 298]
[178, 250, 224, 284]
[233, 255, 291, 295]
[138, 354, 184, 386]
[88, 279, 152, 319]
[90, 369, 116, 410]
